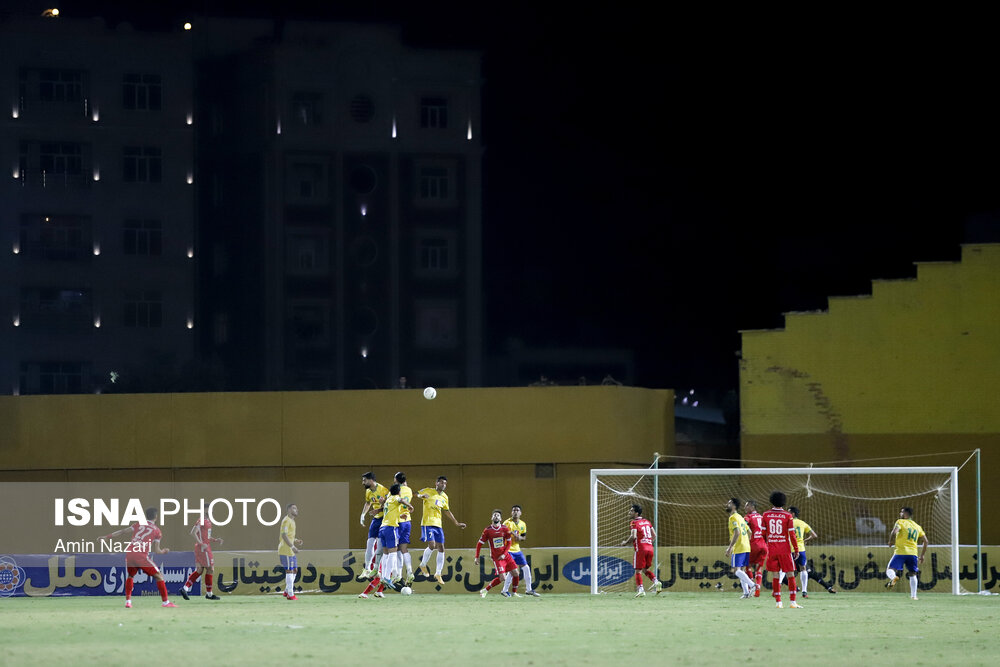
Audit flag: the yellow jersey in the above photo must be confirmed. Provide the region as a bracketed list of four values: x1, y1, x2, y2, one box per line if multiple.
[365, 483, 389, 519]
[728, 513, 750, 554]
[278, 516, 296, 556]
[893, 519, 925, 556]
[418, 488, 449, 527]
[382, 494, 405, 528]
[792, 518, 812, 554]
[503, 518, 527, 553]
[398, 484, 413, 523]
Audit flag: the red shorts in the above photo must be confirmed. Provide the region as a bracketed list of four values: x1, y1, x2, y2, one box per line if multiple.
[125, 552, 158, 570]
[634, 546, 654, 571]
[195, 547, 214, 568]
[126, 560, 160, 577]
[749, 542, 768, 567]
[492, 553, 517, 575]
[766, 552, 795, 573]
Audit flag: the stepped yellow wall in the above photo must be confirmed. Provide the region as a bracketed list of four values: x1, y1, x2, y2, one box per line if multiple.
[740, 244, 1000, 541]
[0, 386, 673, 548]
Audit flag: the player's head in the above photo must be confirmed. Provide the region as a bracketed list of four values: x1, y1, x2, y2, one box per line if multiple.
[511, 504, 522, 519]
[145, 507, 158, 521]
[726, 497, 740, 514]
[491, 509, 502, 525]
[744, 499, 757, 513]
[435, 475, 448, 491]
[789, 506, 799, 518]
[361, 471, 376, 488]
[394, 471, 406, 484]
[389, 484, 401, 496]
[769, 491, 786, 508]
[900, 506, 913, 519]
[629, 504, 643, 519]
[286, 503, 298, 517]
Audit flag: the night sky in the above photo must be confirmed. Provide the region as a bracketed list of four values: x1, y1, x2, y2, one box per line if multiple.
[14, 2, 1000, 393]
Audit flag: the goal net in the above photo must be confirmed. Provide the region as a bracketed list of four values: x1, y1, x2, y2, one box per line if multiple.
[590, 467, 961, 595]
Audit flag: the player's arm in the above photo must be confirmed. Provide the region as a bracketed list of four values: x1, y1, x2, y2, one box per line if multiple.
[725, 523, 739, 556]
[475, 533, 486, 560]
[101, 526, 133, 540]
[621, 527, 637, 547]
[887, 522, 900, 548]
[152, 538, 170, 555]
[805, 527, 817, 542]
[282, 529, 300, 552]
[190, 522, 208, 550]
[787, 525, 799, 554]
[444, 510, 466, 529]
[918, 533, 929, 563]
[360, 501, 372, 526]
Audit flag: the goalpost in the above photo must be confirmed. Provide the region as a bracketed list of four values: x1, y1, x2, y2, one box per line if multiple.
[590, 467, 962, 595]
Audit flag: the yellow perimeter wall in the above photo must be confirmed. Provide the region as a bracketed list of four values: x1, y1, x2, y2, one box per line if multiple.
[0, 386, 674, 549]
[740, 244, 1000, 542]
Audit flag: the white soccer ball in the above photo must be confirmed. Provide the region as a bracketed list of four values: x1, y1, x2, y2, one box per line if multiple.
[423, 387, 437, 400]
[400, 586, 412, 595]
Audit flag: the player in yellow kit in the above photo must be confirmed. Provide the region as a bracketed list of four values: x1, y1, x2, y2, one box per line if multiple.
[394, 471, 415, 585]
[886, 506, 929, 600]
[360, 472, 389, 579]
[503, 505, 541, 597]
[416, 476, 466, 585]
[278, 503, 303, 600]
[725, 497, 755, 598]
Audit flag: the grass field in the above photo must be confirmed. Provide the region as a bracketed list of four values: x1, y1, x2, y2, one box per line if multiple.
[2, 591, 997, 666]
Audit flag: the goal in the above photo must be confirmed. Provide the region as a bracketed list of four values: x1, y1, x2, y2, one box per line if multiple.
[590, 467, 961, 595]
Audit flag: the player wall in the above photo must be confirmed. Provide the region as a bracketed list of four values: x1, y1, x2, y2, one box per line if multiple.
[740, 243, 1000, 543]
[0, 386, 673, 549]
[4, 546, 998, 597]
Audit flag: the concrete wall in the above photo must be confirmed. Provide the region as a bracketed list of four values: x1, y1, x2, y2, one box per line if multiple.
[0, 385, 674, 548]
[740, 244, 1000, 542]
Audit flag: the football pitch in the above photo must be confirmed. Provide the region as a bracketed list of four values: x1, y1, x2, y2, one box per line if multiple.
[2, 592, 996, 666]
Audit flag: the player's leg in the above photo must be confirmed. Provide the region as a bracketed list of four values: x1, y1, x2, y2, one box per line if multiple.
[419, 527, 434, 575]
[501, 570, 514, 596]
[180, 565, 201, 599]
[785, 558, 800, 607]
[633, 550, 645, 596]
[433, 531, 447, 583]
[798, 553, 808, 596]
[281, 555, 298, 599]
[906, 556, 920, 599]
[151, 569, 174, 606]
[125, 566, 138, 607]
[510, 552, 527, 594]
[885, 554, 903, 588]
[767, 555, 782, 606]
[204, 563, 219, 599]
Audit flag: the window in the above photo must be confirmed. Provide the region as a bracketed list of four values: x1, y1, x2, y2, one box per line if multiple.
[19, 287, 91, 330]
[289, 301, 329, 348]
[350, 95, 375, 123]
[124, 290, 162, 327]
[39, 142, 83, 175]
[286, 233, 328, 275]
[123, 219, 163, 256]
[286, 160, 328, 203]
[123, 146, 162, 183]
[419, 238, 449, 271]
[39, 70, 83, 103]
[415, 233, 457, 278]
[123, 73, 162, 110]
[420, 97, 448, 128]
[418, 166, 449, 200]
[19, 362, 88, 395]
[290, 92, 323, 126]
[415, 300, 458, 349]
[20, 214, 90, 260]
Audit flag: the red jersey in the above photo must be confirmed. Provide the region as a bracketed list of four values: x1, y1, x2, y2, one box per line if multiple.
[130, 521, 162, 552]
[476, 523, 512, 560]
[761, 508, 798, 555]
[194, 518, 213, 546]
[744, 511, 766, 545]
[630, 518, 655, 551]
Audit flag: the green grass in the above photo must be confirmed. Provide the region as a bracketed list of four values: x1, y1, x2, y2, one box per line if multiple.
[2, 591, 997, 666]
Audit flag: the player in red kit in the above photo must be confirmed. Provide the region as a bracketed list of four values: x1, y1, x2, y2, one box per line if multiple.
[476, 509, 519, 598]
[621, 504, 661, 597]
[179, 505, 224, 601]
[743, 499, 768, 597]
[103, 507, 176, 608]
[761, 491, 801, 609]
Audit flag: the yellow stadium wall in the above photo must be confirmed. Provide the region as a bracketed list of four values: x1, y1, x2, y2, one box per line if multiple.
[740, 244, 1000, 542]
[0, 386, 674, 549]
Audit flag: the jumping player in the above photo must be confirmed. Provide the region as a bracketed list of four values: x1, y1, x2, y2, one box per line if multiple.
[279, 503, 303, 600]
[743, 500, 768, 597]
[416, 476, 466, 584]
[504, 505, 541, 597]
[476, 509, 518, 598]
[179, 504, 223, 601]
[359, 484, 413, 598]
[394, 471, 415, 585]
[761, 491, 801, 609]
[103, 507, 176, 608]
[360, 472, 388, 579]
[621, 504, 661, 597]
[725, 498, 755, 598]
[886, 506, 928, 600]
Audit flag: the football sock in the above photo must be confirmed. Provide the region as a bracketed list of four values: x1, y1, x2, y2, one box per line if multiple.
[435, 550, 445, 575]
[156, 579, 168, 602]
[511, 573, 519, 592]
[125, 577, 134, 601]
[772, 577, 781, 602]
[522, 565, 533, 591]
[363, 577, 379, 595]
[800, 571, 808, 594]
[909, 575, 918, 596]
[365, 538, 377, 570]
[184, 570, 201, 590]
[420, 547, 433, 568]
[205, 574, 213, 594]
[486, 576, 501, 591]
[403, 552, 413, 576]
[644, 569, 656, 582]
[754, 569, 762, 588]
[788, 574, 797, 601]
[886, 567, 897, 581]
[778, 571, 786, 584]
[736, 569, 753, 594]
[635, 572, 643, 587]
[285, 571, 295, 595]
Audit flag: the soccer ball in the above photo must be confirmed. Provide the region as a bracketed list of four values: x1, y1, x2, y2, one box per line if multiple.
[400, 586, 412, 595]
[423, 387, 437, 400]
